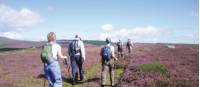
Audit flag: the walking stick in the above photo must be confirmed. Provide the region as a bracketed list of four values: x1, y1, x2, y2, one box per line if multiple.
[64, 59, 71, 78]
[43, 78, 46, 87]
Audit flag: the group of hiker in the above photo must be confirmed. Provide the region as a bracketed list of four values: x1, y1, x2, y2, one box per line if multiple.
[40, 32, 133, 87]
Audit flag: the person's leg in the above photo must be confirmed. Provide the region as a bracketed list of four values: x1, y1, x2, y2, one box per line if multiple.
[109, 60, 114, 86]
[119, 51, 122, 58]
[121, 52, 123, 58]
[49, 61, 62, 87]
[44, 63, 53, 87]
[117, 48, 120, 58]
[77, 55, 84, 81]
[101, 63, 108, 86]
[71, 56, 78, 84]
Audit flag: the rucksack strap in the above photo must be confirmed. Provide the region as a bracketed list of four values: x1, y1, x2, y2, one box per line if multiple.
[71, 40, 80, 55]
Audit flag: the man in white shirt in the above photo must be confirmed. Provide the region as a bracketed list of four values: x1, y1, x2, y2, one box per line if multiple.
[126, 39, 133, 54]
[117, 40, 124, 58]
[68, 35, 85, 85]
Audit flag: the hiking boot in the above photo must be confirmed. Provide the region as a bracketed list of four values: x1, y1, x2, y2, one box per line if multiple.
[71, 81, 76, 85]
[111, 82, 115, 87]
[80, 77, 84, 82]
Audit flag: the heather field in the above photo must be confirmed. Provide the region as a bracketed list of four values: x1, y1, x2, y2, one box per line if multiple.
[119, 43, 199, 87]
[0, 42, 198, 87]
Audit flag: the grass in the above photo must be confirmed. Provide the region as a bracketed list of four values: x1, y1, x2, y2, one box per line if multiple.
[83, 40, 106, 45]
[0, 48, 35, 55]
[104, 56, 127, 86]
[136, 63, 168, 74]
[132, 49, 143, 56]
[13, 76, 47, 87]
[63, 61, 101, 87]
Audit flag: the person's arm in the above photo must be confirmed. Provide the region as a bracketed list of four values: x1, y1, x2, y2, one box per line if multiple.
[126, 43, 128, 50]
[100, 47, 102, 56]
[131, 41, 134, 48]
[111, 47, 118, 60]
[68, 43, 71, 57]
[58, 46, 67, 59]
[80, 41, 86, 61]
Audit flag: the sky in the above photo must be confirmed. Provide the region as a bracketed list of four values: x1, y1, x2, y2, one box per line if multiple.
[0, 0, 199, 44]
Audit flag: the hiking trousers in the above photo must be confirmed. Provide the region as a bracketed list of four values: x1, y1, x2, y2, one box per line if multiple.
[128, 47, 132, 54]
[70, 55, 84, 82]
[101, 59, 114, 86]
[44, 61, 62, 87]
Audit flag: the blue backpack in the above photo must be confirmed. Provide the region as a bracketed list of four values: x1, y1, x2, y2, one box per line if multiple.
[101, 46, 112, 61]
[69, 40, 80, 55]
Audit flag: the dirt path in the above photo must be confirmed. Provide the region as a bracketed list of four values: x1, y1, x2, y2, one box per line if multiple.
[61, 54, 129, 87]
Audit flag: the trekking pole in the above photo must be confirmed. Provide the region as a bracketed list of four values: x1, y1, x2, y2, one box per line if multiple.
[63, 59, 71, 79]
[100, 61, 103, 87]
[43, 78, 46, 87]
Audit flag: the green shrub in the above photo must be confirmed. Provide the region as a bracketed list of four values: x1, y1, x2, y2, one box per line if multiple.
[83, 40, 106, 45]
[136, 63, 168, 74]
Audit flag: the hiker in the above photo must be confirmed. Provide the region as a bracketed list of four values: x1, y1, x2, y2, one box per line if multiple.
[116, 40, 124, 58]
[100, 37, 118, 87]
[68, 35, 85, 85]
[126, 39, 133, 54]
[40, 32, 67, 87]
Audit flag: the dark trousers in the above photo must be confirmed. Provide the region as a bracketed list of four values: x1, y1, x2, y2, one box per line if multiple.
[70, 55, 84, 82]
[118, 48, 124, 58]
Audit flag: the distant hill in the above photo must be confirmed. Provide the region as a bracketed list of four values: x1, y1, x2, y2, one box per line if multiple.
[0, 37, 43, 48]
[0, 37, 20, 46]
[0, 37, 105, 48]
[83, 40, 105, 45]
[56, 40, 105, 46]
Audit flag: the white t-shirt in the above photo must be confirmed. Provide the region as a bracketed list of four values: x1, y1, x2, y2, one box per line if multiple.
[76, 40, 86, 59]
[47, 43, 61, 60]
[68, 39, 86, 60]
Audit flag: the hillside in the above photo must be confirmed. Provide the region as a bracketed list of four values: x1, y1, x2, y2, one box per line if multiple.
[0, 37, 43, 48]
[0, 37, 106, 48]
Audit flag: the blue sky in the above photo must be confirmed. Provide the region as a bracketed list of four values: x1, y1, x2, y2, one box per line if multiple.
[0, 0, 198, 43]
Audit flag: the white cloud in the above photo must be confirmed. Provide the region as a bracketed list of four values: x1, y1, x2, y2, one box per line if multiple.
[184, 32, 199, 38]
[99, 33, 109, 40]
[0, 4, 42, 29]
[0, 4, 42, 40]
[99, 24, 160, 42]
[101, 24, 114, 31]
[131, 26, 159, 35]
[0, 32, 22, 40]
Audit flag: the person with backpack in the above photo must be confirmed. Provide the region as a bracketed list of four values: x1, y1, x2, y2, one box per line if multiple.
[68, 35, 85, 85]
[116, 40, 124, 58]
[40, 32, 67, 87]
[100, 37, 118, 87]
[126, 39, 133, 54]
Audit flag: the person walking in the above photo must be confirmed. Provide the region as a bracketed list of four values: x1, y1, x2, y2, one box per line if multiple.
[100, 37, 118, 87]
[126, 39, 133, 55]
[116, 40, 124, 58]
[40, 32, 67, 87]
[68, 35, 86, 85]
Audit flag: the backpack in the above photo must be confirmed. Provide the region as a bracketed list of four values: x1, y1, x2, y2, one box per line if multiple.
[101, 46, 112, 61]
[70, 40, 80, 55]
[40, 44, 55, 64]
